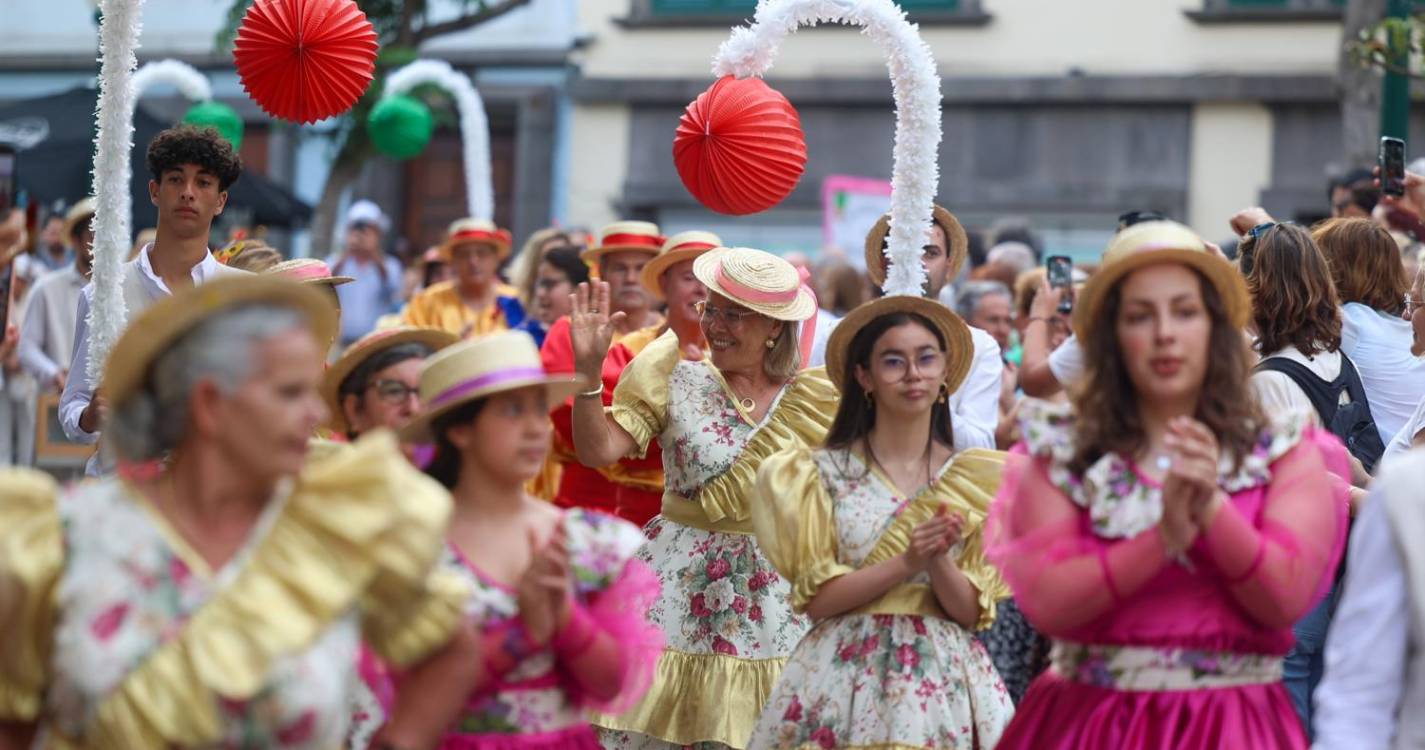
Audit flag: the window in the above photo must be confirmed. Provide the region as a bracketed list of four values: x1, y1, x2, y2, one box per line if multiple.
[1187, 0, 1346, 23]
[622, 0, 988, 27]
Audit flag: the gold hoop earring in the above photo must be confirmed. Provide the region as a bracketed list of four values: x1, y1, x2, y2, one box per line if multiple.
[937, 383, 949, 404]
[765, 338, 776, 349]
[864, 390, 874, 407]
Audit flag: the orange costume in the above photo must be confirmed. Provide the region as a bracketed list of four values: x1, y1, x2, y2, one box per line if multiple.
[540, 316, 664, 520]
[402, 218, 525, 339]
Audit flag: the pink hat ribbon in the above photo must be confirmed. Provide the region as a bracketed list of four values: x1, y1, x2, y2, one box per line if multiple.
[283, 261, 336, 282]
[429, 366, 548, 408]
[713, 262, 818, 365]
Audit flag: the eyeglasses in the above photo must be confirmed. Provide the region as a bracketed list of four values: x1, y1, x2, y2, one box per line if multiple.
[1406, 295, 1424, 317]
[695, 300, 759, 326]
[876, 351, 947, 382]
[369, 379, 420, 405]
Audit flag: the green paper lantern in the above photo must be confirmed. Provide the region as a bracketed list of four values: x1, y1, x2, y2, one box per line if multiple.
[367, 95, 434, 160]
[182, 100, 244, 152]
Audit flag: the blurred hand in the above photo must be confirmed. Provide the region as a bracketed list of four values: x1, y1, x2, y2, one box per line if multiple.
[1229, 207, 1276, 237]
[517, 526, 572, 646]
[569, 282, 625, 380]
[1377, 167, 1425, 218]
[1029, 281, 1066, 321]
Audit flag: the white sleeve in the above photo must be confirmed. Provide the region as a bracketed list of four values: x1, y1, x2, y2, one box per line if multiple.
[1046, 334, 1084, 387]
[950, 327, 1001, 451]
[1381, 396, 1425, 468]
[59, 287, 99, 443]
[1249, 370, 1320, 427]
[1311, 483, 1411, 750]
[18, 284, 60, 384]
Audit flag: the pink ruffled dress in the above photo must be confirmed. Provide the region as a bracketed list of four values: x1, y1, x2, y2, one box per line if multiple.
[437, 508, 663, 750]
[987, 402, 1349, 750]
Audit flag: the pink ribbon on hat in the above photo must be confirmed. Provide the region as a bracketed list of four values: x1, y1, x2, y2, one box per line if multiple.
[429, 366, 549, 408]
[283, 261, 335, 282]
[714, 262, 818, 365]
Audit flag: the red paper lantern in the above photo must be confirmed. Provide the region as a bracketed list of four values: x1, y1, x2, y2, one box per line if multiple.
[673, 75, 807, 216]
[233, 0, 379, 125]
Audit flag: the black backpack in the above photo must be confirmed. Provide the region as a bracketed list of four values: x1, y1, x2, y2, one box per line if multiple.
[1254, 353, 1385, 474]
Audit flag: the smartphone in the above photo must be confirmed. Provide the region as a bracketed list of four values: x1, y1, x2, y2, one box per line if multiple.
[1380, 136, 1407, 198]
[1046, 254, 1074, 314]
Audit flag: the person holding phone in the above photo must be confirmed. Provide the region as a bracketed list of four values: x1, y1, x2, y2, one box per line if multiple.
[59, 125, 248, 476]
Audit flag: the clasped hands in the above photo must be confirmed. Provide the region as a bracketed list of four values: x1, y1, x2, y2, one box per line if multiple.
[1158, 416, 1228, 559]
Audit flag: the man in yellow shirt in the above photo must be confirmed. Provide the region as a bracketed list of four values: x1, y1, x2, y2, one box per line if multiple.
[402, 218, 525, 338]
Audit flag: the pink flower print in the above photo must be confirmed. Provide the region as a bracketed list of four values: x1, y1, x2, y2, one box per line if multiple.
[873, 614, 895, 628]
[810, 726, 837, 749]
[837, 641, 858, 663]
[858, 634, 879, 658]
[90, 602, 130, 641]
[783, 695, 803, 722]
[646, 523, 663, 541]
[731, 596, 748, 614]
[896, 643, 919, 669]
[706, 557, 732, 581]
[748, 569, 773, 591]
[691, 593, 712, 618]
[276, 710, 317, 744]
[169, 556, 191, 587]
[749, 604, 763, 622]
[711, 635, 739, 656]
[911, 617, 928, 636]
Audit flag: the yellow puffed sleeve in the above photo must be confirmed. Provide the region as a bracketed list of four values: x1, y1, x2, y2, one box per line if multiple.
[0, 468, 63, 722]
[609, 329, 681, 457]
[752, 447, 853, 614]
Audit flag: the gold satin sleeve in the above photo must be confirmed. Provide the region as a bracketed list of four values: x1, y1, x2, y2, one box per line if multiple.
[752, 446, 854, 614]
[858, 448, 1011, 631]
[84, 431, 468, 748]
[609, 329, 681, 457]
[0, 469, 62, 722]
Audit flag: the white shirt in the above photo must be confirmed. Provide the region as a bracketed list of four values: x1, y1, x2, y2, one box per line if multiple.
[1382, 395, 1425, 468]
[1250, 346, 1343, 425]
[1046, 334, 1084, 387]
[805, 308, 841, 369]
[19, 265, 86, 387]
[950, 326, 1002, 451]
[1312, 464, 1413, 750]
[1340, 302, 1425, 445]
[60, 245, 242, 475]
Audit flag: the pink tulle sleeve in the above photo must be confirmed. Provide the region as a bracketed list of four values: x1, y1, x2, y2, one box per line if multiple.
[554, 558, 663, 714]
[986, 449, 1173, 636]
[1189, 426, 1349, 629]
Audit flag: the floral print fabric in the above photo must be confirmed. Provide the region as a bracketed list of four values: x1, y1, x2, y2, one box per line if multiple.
[49, 480, 362, 749]
[747, 449, 1014, 750]
[1017, 399, 1311, 539]
[1049, 642, 1285, 691]
[445, 509, 648, 743]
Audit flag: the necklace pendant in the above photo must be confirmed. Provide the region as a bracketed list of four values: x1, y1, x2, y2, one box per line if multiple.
[740, 396, 756, 412]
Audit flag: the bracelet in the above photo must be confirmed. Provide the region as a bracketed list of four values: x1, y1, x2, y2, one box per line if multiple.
[576, 383, 604, 399]
[1024, 316, 1048, 327]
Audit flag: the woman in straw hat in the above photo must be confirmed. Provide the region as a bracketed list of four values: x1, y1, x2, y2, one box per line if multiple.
[0, 276, 482, 750]
[404, 218, 525, 340]
[747, 293, 1014, 750]
[568, 247, 837, 749]
[398, 331, 663, 749]
[987, 221, 1349, 749]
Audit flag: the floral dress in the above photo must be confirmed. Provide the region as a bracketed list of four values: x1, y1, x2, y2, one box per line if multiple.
[0, 433, 468, 750]
[596, 332, 838, 749]
[987, 400, 1350, 750]
[437, 509, 663, 749]
[747, 446, 1014, 750]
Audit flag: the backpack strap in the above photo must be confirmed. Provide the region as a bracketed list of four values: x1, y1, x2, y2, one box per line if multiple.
[1253, 356, 1343, 426]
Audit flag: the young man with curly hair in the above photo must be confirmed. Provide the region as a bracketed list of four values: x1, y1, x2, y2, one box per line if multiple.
[60, 125, 249, 475]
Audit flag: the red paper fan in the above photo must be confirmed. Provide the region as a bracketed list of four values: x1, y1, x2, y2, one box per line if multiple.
[673, 75, 807, 216]
[233, 0, 379, 125]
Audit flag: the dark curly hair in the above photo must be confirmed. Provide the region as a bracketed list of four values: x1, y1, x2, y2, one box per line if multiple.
[145, 125, 243, 192]
[1070, 265, 1263, 476]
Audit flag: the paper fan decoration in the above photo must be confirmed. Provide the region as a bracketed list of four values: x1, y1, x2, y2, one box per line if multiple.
[673, 75, 806, 216]
[233, 0, 379, 124]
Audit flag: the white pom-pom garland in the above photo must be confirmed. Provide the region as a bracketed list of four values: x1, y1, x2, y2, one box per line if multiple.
[86, 0, 145, 382]
[131, 59, 212, 102]
[713, 0, 940, 297]
[382, 59, 494, 221]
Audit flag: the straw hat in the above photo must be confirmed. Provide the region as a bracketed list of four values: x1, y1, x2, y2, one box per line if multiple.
[824, 295, 975, 395]
[581, 221, 664, 263]
[265, 258, 355, 287]
[62, 197, 97, 241]
[640, 230, 723, 298]
[322, 326, 459, 434]
[399, 331, 586, 443]
[693, 247, 817, 322]
[864, 205, 969, 286]
[440, 218, 513, 261]
[1072, 220, 1248, 341]
[103, 276, 338, 409]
